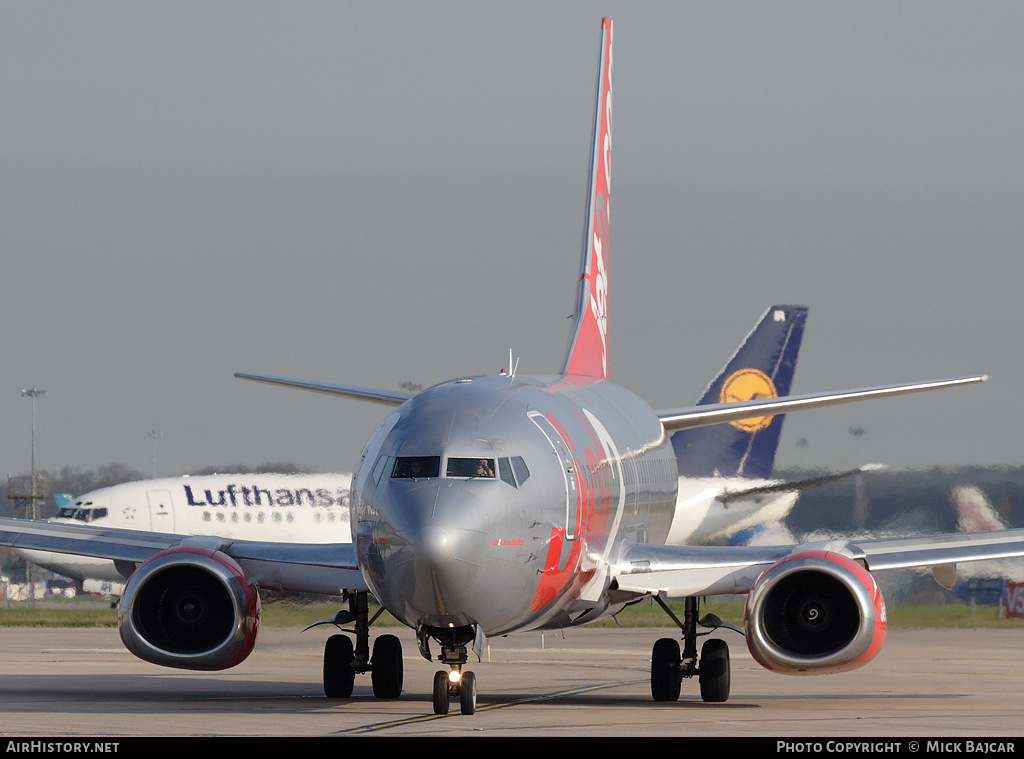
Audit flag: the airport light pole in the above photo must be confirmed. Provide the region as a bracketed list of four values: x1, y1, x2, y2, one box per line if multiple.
[147, 429, 163, 478]
[20, 388, 44, 604]
[21, 389, 44, 517]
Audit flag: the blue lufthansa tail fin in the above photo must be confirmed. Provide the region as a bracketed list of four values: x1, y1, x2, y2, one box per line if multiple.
[672, 305, 807, 479]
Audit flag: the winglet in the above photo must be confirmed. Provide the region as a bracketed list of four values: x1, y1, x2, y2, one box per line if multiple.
[562, 18, 613, 379]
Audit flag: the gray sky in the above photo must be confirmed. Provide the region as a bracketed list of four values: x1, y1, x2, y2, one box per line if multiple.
[2, 1, 1023, 479]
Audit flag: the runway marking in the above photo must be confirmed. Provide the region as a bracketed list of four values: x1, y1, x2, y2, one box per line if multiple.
[336, 678, 648, 734]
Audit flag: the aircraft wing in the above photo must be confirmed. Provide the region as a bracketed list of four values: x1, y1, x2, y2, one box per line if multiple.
[225, 539, 365, 595]
[656, 375, 987, 433]
[0, 517, 177, 564]
[612, 527, 1024, 599]
[234, 372, 414, 407]
[717, 464, 886, 505]
[0, 517, 366, 596]
[850, 530, 1024, 572]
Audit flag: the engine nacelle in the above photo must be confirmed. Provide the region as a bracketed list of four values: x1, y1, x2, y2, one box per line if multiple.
[118, 545, 261, 671]
[745, 550, 886, 675]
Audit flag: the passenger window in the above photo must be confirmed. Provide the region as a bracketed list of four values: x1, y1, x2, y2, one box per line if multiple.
[446, 457, 495, 478]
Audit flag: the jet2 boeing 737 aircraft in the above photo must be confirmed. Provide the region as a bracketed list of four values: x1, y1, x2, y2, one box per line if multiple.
[1, 18, 1022, 716]
[14, 306, 869, 593]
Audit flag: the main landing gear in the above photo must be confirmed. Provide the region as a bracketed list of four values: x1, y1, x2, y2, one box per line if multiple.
[315, 591, 404, 700]
[650, 596, 738, 703]
[314, 594, 482, 715]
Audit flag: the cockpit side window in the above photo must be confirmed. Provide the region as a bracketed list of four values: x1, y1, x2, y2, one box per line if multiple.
[511, 456, 530, 485]
[370, 454, 390, 485]
[498, 457, 515, 487]
[392, 456, 441, 479]
[445, 457, 495, 478]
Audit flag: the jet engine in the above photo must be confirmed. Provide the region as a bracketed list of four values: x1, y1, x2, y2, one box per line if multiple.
[118, 545, 261, 671]
[744, 550, 886, 675]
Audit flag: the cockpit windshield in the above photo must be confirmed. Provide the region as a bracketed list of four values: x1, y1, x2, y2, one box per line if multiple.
[386, 454, 529, 486]
[391, 456, 441, 479]
[53, 505, 108, 523]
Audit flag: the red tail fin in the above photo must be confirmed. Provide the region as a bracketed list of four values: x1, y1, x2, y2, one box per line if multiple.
[562, 18, 613, 380]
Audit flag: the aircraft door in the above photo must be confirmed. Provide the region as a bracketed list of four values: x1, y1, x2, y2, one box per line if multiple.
[528, 411, 578, 540]
[147, 489, 175, 532]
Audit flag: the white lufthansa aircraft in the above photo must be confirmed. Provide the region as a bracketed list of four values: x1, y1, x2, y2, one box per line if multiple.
[15, 473, 352, 592]
[1, 19, 1021, 716]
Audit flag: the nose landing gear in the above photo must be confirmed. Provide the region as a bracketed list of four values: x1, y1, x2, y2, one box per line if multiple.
[420, 625, 481, 715]
[432, 667, 477, 715]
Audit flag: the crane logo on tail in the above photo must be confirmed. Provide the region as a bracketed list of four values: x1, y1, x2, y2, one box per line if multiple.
[721, 368, 778, 432]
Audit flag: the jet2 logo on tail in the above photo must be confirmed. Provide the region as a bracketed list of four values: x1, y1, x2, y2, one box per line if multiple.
[589, 221, 609, 378]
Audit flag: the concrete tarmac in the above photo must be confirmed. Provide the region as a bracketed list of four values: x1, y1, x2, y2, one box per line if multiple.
[0, 624, 1022, 737]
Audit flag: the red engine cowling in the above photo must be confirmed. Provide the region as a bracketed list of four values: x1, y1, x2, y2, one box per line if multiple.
[118, 546, 261, 671]
[745, 550, 886, 675]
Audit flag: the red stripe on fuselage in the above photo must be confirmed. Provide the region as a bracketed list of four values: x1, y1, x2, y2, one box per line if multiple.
[529, 409, 616, 612]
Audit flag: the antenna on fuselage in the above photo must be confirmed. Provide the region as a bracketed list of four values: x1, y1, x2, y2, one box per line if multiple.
[502, 350, 519, 380]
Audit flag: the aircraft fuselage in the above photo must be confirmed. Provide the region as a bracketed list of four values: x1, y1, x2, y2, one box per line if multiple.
[351, 374, 677, 638]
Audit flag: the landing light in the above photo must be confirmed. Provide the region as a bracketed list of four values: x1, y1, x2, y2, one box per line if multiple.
[448, 670, 462, 684]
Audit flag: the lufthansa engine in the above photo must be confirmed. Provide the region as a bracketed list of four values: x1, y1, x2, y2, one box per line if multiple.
[118, 545, 261, 671]
[744, 550, 886, 675]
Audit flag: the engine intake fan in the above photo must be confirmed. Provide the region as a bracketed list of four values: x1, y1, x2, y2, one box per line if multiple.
[745, 550, 886, 675]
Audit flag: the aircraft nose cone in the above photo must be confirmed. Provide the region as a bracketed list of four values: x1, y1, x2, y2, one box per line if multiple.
[367, 481, 493, 629]
[386, 482, 487, 557]
[421, 525, 454, 563]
